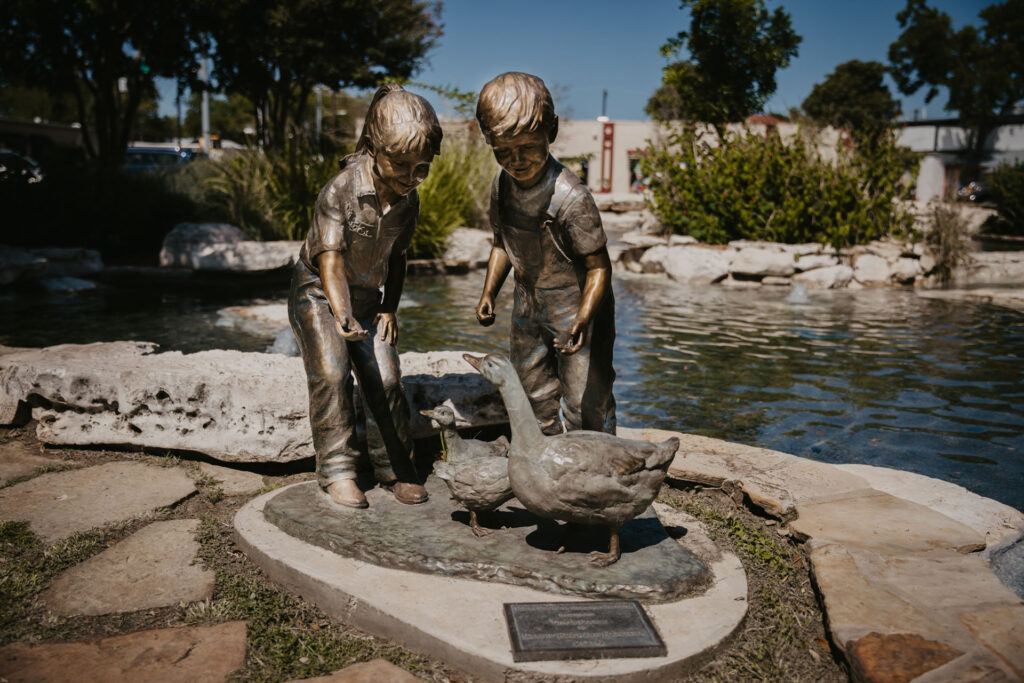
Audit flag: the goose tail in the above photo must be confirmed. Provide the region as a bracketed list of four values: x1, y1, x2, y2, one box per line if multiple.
[647, 436, 680, 470]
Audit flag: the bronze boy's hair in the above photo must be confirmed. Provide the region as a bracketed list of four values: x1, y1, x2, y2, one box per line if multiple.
[356, 84, 443, 157]
[476, 72, 556, 141]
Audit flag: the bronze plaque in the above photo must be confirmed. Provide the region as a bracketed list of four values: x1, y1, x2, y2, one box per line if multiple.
[504, 600, 667, 662]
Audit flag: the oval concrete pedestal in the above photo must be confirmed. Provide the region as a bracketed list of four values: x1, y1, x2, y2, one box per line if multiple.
[234, 484, 748, 682]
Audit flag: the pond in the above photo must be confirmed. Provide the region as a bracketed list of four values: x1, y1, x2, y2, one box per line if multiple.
[3, 271, 1023, 511]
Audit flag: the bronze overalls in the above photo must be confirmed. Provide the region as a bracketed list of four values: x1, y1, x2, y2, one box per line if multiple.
[496, 168, 617, 435]
[289, 155, 415, 488]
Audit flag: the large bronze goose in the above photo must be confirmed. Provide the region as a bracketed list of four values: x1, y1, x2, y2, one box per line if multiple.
[420, 405, 513, 536]
[463, 354, 679, 566]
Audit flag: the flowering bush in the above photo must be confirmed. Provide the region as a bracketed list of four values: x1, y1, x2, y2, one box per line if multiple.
[639, 125, 919, 249]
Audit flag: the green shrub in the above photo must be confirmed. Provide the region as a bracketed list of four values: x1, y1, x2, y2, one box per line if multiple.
[639, 125, 919, 250]
[203, 141, 340, 242]
[927, 203, 972, 284]
[983, 161, 1024, 236]
[410, 134, 496, 259]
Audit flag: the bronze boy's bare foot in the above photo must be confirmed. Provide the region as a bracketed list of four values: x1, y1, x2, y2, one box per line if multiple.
[327, 479, 368, 508]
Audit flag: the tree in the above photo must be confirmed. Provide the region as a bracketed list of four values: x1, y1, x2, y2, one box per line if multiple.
[206, 0, 442, 149]
[0, 0, 202, 171]
[802, 60, 901, 138]
[889, 0, 1024, 158]
[644, 80, 687, 121]
[650, 0, 801, 134]
[183, 92, 256, 142]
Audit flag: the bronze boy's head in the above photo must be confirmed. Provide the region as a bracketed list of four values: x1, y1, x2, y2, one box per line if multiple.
[476, 72, 559, 188]
[356, 84, 443, 200]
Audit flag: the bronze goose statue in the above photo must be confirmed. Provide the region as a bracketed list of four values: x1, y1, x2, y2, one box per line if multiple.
[463, 353, 679, 566]
[420, 405, 513, 537]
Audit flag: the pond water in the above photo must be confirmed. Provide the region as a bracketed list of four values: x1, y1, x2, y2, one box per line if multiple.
[3, 271, 1023, 511]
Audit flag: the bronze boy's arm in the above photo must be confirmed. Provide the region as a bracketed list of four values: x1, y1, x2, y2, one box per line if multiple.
[554, 246, 612, 355]
[476, 245, 512, 326]
[318, 251, 369, 341]
[375, 250, 407, 345]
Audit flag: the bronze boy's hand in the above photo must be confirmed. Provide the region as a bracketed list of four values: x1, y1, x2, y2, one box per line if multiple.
[553, 318, 586, 355]
[336, 313, 369, 341]
[374, 312, 398, 345]
[476, 295, 496, 327]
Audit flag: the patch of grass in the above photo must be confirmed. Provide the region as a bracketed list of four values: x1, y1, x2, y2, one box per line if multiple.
[191, 515, 453, 682]
[658, 487, 844, 682]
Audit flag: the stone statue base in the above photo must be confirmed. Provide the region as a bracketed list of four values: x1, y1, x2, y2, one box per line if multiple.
[263, 477, 709, 603]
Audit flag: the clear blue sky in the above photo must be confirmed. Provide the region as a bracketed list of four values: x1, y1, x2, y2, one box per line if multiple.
[158, 0, 990, 122]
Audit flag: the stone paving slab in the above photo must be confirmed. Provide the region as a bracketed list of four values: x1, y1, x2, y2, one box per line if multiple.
[198, 462, 264, 496]
[41, 519, 214, 615]
[0, 461, 196, 542]
[235, 483, 748, 682]
[633, 426, 870, 518]
[284, 659, 420, 682]
[0, 621, 247, 682]
[836, 464, 1024, 547]
[790, 490, 986, 555]
[0, 440, 63, 485]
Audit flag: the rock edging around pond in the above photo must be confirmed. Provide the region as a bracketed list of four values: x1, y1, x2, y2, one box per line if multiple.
[645, 425, 1024, 682]
[614, 231, 1024, 291]
[0, 342, 504, 463]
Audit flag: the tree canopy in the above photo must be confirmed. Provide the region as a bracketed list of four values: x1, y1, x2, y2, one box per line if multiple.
[650, 0, 801, 133]
[206, 0, 442, 149]
[801, 60, 901, 137]
[888, 0, 1024, 156]
[0, 0, 202, 170]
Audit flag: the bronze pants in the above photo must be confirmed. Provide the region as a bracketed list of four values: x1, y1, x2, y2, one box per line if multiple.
[510, 280, 616, 435]
[288, 260, 413, 488]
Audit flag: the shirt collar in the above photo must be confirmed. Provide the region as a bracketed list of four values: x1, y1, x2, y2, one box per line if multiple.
[353, 153, 376, 199]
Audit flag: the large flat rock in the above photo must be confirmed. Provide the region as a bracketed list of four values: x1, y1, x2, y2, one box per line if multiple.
[0, 343, 504, 463]
[0, 461, 196, 542]
[236, 484, 747, 682]
[264, 479, 709, 602]
[0, 621, 247, 682]
[42, 519, 214, 615]
[0, 440, 62, 485]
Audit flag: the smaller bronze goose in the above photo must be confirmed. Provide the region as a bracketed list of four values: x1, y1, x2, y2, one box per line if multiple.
[420, 405, 513, 537]
[464, 353, 679, 566]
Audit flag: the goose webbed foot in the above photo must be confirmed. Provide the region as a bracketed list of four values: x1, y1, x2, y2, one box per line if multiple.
[587, 528, 621, 567]
[470, 511, 494, 537]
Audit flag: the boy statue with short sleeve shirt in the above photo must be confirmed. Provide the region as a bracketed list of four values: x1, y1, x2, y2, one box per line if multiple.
[475, 72, 616, 435]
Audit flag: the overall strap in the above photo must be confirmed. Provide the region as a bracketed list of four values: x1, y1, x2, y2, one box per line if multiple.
[543, 167, 577, 263]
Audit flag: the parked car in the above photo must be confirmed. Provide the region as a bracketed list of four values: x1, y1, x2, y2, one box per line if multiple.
[0, 150, 44, 185]
[121, 146, 203, 172]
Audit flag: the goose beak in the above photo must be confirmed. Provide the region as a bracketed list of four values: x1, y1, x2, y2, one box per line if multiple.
[418, 409, 438, 420]
[462, 353, 484, 371]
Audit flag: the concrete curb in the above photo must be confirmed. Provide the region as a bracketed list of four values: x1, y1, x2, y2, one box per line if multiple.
[234, 484, 747, 682]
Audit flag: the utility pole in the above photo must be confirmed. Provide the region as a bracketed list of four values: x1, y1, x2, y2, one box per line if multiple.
[199, 41, 211, 153]
[315, 86, 323, 157]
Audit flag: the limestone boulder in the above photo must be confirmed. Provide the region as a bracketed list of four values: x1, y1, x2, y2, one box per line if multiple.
[618, 230, 666, 249]
[638, 244, 669, 273]
[730, 247, 795, 278]
[853, 253, 891, 285]
[663, 245, 733, 284]
[794, 253, 839, 272]
[159, 222, 244, 267]
[890, 257, 923, 284]
[668, 234, 698, 247]
[159, 222, 300, 272]
[443, 227, 492, 266]
[29, 247, 104, 277]
[794, 264, 854, 289]
[0, 245, 47, 285]
[0, 343, 504, 463]
[954, 252, 1024, 287]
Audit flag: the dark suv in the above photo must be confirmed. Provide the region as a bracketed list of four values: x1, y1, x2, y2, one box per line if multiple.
[121, 147, 202, 171]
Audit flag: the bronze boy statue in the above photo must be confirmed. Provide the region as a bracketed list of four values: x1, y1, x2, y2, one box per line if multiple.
[475, 72, 616, 436]
[289, 84, 442, 509]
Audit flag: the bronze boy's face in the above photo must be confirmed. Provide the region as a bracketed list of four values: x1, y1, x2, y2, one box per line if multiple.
[373, 147, 433, 201]
[490, 130, 551, 188]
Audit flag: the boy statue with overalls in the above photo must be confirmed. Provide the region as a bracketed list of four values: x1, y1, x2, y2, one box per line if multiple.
[474, 72, 616, 435]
